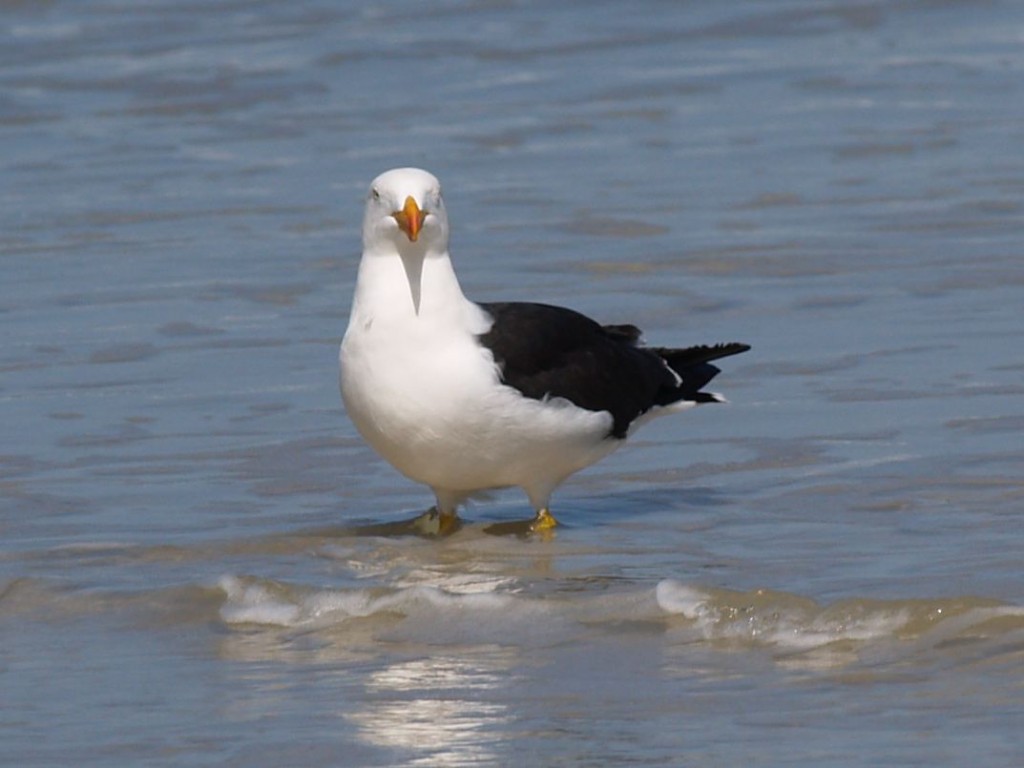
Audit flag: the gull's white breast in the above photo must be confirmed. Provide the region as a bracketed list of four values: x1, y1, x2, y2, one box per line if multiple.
[339, 302, 616, 494]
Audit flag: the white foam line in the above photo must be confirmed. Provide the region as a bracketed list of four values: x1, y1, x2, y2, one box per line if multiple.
[217, 576, 517, 628]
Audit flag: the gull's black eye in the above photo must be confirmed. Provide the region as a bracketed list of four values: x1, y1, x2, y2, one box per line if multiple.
[371, 187, 380, 201]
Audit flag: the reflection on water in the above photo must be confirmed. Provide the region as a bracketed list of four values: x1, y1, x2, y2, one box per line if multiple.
[348, 656, 515, 767]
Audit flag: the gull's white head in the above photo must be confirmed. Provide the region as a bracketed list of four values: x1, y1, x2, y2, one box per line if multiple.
[363, 167, 448, 256]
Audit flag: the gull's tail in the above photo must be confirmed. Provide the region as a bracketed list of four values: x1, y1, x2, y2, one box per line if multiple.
[651, 342, 751, 405]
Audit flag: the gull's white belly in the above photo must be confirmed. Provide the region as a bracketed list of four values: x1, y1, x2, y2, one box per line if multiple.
[340, 324, 616, 493]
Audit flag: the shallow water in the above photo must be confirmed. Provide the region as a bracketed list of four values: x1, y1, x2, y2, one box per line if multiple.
[3, 1, 1024, 765]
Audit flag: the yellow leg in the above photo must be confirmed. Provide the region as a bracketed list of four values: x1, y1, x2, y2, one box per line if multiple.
[437, 510, 461, 536]
[408, 507, 462, 536]
[529, 508, 559, 532]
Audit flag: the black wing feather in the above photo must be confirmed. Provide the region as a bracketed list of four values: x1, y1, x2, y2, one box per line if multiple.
[478, 302, 749, 439]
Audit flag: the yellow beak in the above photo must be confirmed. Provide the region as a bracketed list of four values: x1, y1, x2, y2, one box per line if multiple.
[392, 196, 426, 242]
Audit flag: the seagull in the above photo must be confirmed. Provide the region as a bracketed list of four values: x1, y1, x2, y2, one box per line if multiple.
[340, 168, 749, 535]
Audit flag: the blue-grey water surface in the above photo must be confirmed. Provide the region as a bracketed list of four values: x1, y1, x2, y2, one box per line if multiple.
[2, 1, 1023, 765]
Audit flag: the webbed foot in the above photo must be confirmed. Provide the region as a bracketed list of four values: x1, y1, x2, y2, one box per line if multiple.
[409, 507, 462, 536]
[483, 508, 559, 537]
[350, 507, 462, 538]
